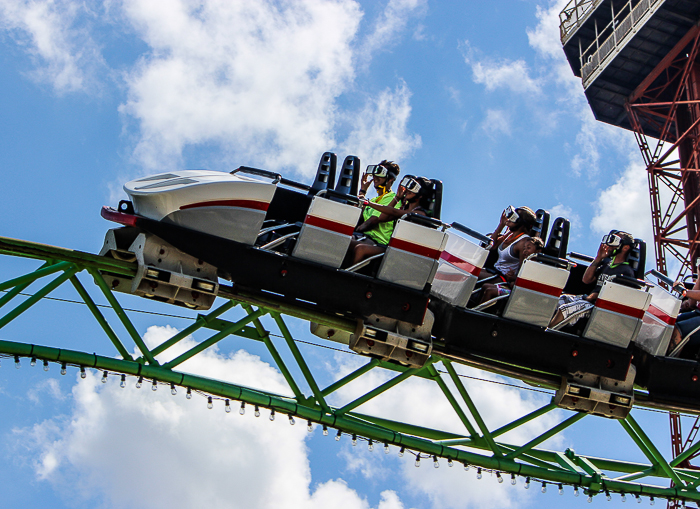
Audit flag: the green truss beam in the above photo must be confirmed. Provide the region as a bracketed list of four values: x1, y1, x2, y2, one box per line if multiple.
[1, 235, 699, 502]
[1, 338, 697, 502]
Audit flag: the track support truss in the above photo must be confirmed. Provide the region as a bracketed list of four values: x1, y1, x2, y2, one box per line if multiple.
[1, 235, 699, 502]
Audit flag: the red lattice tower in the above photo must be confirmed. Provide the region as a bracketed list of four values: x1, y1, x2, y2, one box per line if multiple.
[559, 2, 700, 505]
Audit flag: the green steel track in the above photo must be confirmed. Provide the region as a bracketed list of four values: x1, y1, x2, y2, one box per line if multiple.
[1, 234, 699, 503]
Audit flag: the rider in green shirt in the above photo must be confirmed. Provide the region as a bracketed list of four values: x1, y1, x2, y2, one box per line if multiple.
[347, 162, 431, 267]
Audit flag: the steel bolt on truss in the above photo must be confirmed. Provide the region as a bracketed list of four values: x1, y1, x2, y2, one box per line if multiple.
[1, 235, 700, 501]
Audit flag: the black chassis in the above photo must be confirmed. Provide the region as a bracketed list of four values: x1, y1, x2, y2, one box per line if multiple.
[431, 301, 634, 382]
[123, 213, 430, 325]
[633, 346, 700, 409]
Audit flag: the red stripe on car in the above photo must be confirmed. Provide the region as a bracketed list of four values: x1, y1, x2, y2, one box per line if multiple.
[389, 238, 441, 259]
[439, 251, 481, 276]
[595, 299, 646, 319]
[180, 199, 269, 211]
[305, 215, 355, 236]
[646, 304, 677, 326]
[514, 277, 562, 297]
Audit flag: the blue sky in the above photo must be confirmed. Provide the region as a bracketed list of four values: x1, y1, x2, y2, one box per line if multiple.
[0, 1, 681, 508]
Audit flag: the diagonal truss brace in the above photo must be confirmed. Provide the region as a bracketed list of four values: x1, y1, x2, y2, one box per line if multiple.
[1, 243, 700, 500]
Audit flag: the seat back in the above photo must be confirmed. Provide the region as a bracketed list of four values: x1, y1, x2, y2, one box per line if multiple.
[502, 255, 571, 327]
[429, 179, 443, 220]
[544, 217, 570, 258]
[404, 175, 442, 219]
[532, 209, 550, 240]
[309, 152, 337, 196]
[431, 230, 489, 307]
[629, 239, 646, 279]
[335, 156, 360, 196]
[582, 279, 652, 348]
[636, 284, 681, 356]
[291, 193, 362, 268]
[377, 218, 448, 291]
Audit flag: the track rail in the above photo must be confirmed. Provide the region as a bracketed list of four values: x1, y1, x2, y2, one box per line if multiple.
[1, 234, 700, 502]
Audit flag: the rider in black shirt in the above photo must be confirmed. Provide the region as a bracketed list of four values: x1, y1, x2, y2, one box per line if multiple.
[550, 230, 636, 327]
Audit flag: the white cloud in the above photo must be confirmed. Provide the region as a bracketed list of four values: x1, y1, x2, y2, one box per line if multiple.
[549, 203, 581, 241]
[1, 0, 425, 180]
[481, 109, 511, 137]
[13, 325, 407, 509]
[341, 82, 421, 164]
[470, 58, 541, 95]
[0, 0, 103, 93]
[328, 353, 562, 509]
[120, 0, 364, 175]
[27, 378, 66, 404]
[526, 0, 570, 62]
[591, 159, 653, 244]
[361, 0, 427, 61]
[524, 0, 640, 180]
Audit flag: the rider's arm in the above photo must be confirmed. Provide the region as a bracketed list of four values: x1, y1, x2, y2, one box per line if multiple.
[582, 244, 611, 285]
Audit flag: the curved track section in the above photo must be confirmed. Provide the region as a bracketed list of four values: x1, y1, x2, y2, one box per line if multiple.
[1, 235, 699, 503]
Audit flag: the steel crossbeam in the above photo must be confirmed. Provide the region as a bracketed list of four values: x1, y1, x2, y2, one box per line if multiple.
[0, 238, 700, 501]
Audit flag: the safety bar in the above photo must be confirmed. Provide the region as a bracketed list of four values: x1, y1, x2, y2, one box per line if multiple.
[257, 222, 300, 238]
[231, 166, 282, 184]
[404, 213, 443, 229]
[346, 253, 384, 273]
[645, 269, 686, 295]
[316, 189, 361, 206]
[612, 275, 649, 290]
[528, 253, 574, 270]
[568, 252, 594, 263]
[646, 269, 674, 287]
[450, 222, 492, 246]
[473, 293, 510, 312]
[668, 324, 700, 358]
[280, 177, 312, 192]
[259, 231, 298, 251]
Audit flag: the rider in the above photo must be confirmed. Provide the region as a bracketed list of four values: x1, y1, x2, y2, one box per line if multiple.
[355, 160, 401, 244]
[478, 236, 544, 304]
[349, 174, 431, 266]
[480, 206, 538, 281]
[549, 230, 636, 327]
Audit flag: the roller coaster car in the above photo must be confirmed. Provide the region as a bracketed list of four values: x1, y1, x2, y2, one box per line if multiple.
[98, 153, 697, 415]
[100, 154, 449, 359]
[433, 227, 658, 418]
[633, 271, 700, 410]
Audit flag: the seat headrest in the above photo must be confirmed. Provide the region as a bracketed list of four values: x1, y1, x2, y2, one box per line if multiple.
[309, 152, 337, 196]
[532, 209, 550, 239]
[334, 155, 360, 196]
[629, 239, 646, 280]
[403, 175, 442, 220]
[544, 217, 570, 258]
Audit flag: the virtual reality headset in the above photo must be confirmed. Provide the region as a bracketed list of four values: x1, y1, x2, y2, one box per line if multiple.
[504, 206, 520, 223]
[601, 232, 634, 248]
[399, 176, 422, 194]
[365, 164, 396, 180]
